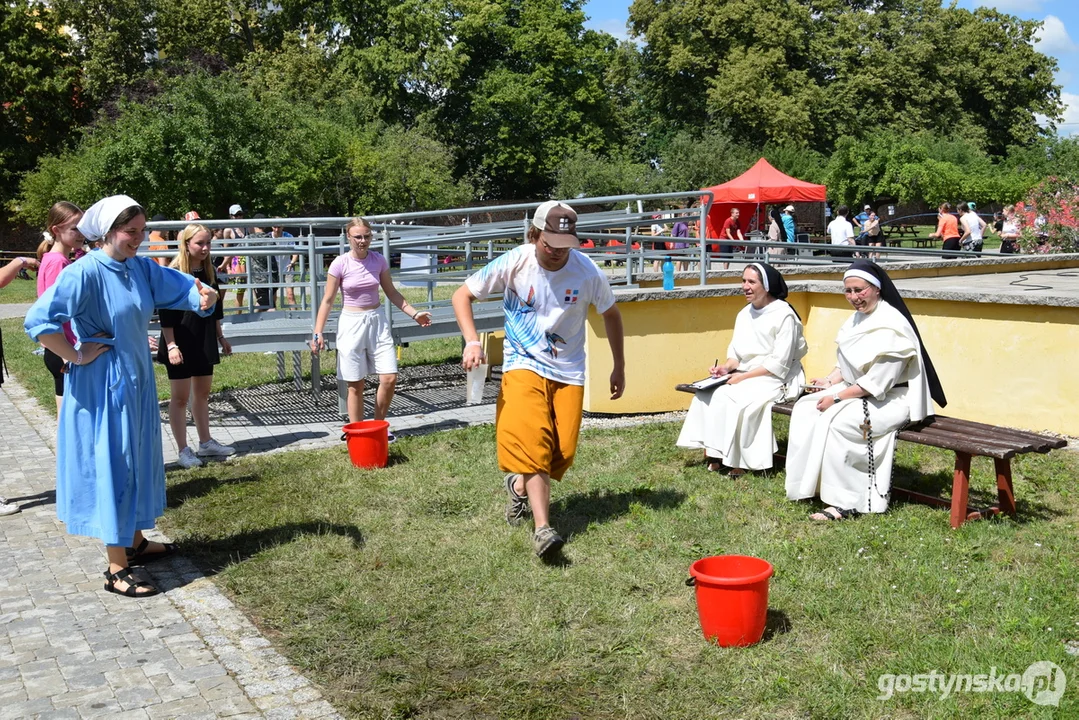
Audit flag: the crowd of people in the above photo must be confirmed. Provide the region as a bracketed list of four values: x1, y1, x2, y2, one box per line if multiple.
[0, 189, 1022, 582]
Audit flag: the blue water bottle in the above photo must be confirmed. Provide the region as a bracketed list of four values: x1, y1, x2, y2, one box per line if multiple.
[662, 256, 675, 290]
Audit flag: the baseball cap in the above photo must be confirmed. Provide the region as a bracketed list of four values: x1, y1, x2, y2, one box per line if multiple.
[183, 210, 201, 221]
[864, 205, 872, 210]
[532, 200, 579, 248]
[783, 205, 795, 212]
[150, 214, 167, 223]
[229, 204, 243, 216]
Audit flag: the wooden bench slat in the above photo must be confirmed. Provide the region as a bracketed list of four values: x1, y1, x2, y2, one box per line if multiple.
[925, 416, 1066, 451]
[898, 425, 1016, 459]
[913, 418, 1039, 453]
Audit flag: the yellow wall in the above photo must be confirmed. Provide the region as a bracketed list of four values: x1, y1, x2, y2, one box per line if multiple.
[583, 295, 746, 412]
[585, 292, 1079, 436]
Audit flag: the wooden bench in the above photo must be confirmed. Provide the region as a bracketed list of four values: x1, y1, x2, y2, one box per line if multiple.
[675, 386, 1068, 528]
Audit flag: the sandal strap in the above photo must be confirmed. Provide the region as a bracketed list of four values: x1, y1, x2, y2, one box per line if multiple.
[104, 567, 157, 597]
[126, 538, 150, 559]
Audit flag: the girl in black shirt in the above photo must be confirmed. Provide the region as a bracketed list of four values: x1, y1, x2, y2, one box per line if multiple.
[159, 224, 234, 468]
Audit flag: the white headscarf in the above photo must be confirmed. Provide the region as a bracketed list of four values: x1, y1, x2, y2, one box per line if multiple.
[77, 195, 141, 242]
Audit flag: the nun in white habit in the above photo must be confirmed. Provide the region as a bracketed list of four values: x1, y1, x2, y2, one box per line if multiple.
[785, 260, 947, 520]
[676, 263, 807, 474]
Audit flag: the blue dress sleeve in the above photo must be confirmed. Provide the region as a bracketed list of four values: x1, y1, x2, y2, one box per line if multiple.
[144, 259, 214, 317]
[24, 265, 88, 341]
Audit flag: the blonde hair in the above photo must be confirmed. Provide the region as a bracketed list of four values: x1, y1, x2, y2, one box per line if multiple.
[170, 224, 216, 283]
[345, 217, 372, 234]
[37, 201, 83, 260]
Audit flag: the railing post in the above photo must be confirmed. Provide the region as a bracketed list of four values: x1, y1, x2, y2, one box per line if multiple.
[699, 204, 708, 285]
[383, 226, 393, 336]
[624, 225, 632, 286]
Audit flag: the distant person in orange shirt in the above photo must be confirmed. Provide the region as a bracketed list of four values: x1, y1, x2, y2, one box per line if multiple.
[147, 214, 170, 266]
[929, 202, 961, 259]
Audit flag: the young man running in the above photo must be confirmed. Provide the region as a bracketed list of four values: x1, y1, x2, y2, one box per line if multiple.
[452, 201, 625, 559]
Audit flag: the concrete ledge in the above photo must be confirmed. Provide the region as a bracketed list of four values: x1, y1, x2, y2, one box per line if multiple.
[637, 253, 1079, 287]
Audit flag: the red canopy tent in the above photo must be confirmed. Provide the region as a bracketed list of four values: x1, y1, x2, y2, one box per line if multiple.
[700, 158, 827, 240]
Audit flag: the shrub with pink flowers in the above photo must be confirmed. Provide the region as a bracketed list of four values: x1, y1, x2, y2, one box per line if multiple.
[1015, 177, 1079, 254]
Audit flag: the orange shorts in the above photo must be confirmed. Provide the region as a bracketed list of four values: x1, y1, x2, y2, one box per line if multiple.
[496, 369, 584, 481]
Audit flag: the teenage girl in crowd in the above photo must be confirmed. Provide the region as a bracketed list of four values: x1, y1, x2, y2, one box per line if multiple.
[159, 224, 235, 468]
[311, 218, 433, 441]
[36, 201, 84, 418]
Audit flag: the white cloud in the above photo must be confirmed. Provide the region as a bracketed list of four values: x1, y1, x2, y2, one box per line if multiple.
[1060, 91, 1079, 135]
[1035, 16, 1077, 56]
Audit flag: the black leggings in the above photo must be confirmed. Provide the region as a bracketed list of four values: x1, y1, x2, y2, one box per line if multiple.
[942, 237, 961, 260]
[44, 348, 65, 396]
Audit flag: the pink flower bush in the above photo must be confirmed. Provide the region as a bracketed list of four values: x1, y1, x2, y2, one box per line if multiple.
[1016, 177, 1079, 254]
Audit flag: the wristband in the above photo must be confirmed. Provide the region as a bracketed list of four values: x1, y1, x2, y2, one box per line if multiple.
[75, 350, 83, 366]
[465, 340, 482, 350]
[167, 343, 179, 351]
[312, 332, 321, 339]
[832, 393, 842, 404]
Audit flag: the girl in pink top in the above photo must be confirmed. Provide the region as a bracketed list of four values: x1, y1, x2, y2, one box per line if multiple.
[311, 218, 432, 439]
[35, 201, 84, 417]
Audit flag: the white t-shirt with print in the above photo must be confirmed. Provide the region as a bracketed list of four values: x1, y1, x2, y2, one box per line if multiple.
[465, 244, 616, 385]
[827, 218, 855, 246]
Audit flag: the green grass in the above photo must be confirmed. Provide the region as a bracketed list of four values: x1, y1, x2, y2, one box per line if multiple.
[159, 420, 1079, 719]
[0, 276, 38, 304]
[0, 317, 461, 410]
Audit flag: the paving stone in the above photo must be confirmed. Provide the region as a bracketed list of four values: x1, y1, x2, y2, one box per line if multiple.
[1, 375, 358, 718]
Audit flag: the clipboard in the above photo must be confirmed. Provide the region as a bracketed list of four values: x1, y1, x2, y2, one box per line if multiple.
[674, 375, 730, 394]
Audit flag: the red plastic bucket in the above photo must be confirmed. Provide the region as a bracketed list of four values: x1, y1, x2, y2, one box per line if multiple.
[340, 420, 389, 469]
[688, 555, 773, 647]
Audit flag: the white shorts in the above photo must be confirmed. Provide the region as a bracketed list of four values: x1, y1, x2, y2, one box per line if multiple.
[336, 309, 397, 381]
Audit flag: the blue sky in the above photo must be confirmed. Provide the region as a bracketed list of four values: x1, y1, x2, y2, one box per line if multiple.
[583, 0, 1079, 135]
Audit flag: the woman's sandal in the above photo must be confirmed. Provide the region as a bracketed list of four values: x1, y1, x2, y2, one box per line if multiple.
[103, 567, 160, 598]
[727, 468, 746, 478]
[810, 506, 860, 522]
[126, 538, 178, 565]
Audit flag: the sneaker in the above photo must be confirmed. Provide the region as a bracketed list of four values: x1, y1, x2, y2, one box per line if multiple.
[177, 447, 203, 469]
[533, 525, 564, 558]
[0, 497, 20, 516]
[197, 438, 236, 457]
[504, 473, 531, 526]
[386, 431, 397, 444]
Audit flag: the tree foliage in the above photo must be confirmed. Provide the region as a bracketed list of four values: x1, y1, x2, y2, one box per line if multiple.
[0, 1, 87, 204]
[629, 0, 1061, 155]
[6, 0, 1076, 232]
[15, 73, 469, 224]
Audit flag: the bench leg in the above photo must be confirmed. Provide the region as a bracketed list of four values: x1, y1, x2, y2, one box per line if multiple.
[951, 452, 972, 529]
[995, 458, 1017, 518]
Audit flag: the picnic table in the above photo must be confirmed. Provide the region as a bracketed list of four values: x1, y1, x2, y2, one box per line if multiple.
[884, 223, 919, 237]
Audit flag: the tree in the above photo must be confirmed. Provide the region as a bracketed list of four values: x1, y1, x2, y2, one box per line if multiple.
[0, 1, 87, 206]
[16, 71, 471, 224]
[628, 0, 1061, 155]
[654, 128, 755, 191]
[825, 131, 1034, 208]
[52, 0, 156, 102]
[554, 148, 655, 199]
[154, 0, 236, 63]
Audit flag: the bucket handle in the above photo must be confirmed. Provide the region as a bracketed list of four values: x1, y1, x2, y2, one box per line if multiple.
[685, 577, 695, 587]
[340, 433, 347, 442]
